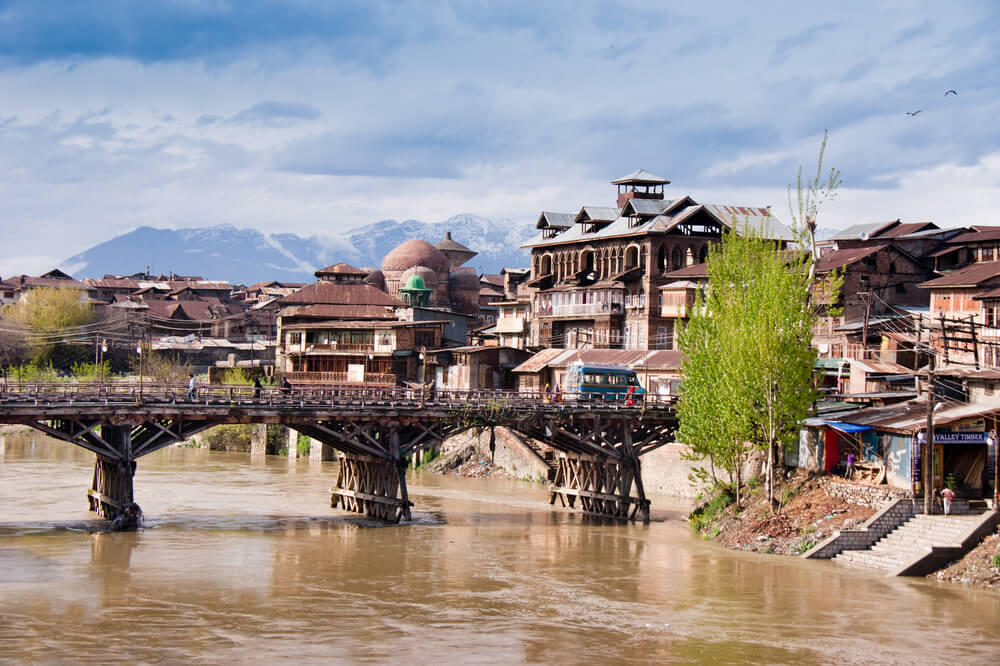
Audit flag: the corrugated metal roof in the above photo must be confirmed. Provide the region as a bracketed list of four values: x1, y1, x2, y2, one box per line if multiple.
[947, 229, 1000, 244]
[875, 222, 938, 238]
[832, 399, 1000, 432]
[523, 198, 793, 249]
[280, 281, 402, 306]
[831, 221, 897, 240]
[663, 263, 709, 279]
[918, 261, 1000, 289]
[536, 211, 575, 230]
[281, 304, 397, 320]
[621, 199, 671, 217]
[575, 206, 621, 224]
[512, 348, 683, 373]
[611, 169, 670, 185]
[314, 263, 367, 276]
[849, 358, 911, 375]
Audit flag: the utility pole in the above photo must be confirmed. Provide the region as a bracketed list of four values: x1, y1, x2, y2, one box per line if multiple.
[924, 352, 935, 514]
[860, 291, 872, 360]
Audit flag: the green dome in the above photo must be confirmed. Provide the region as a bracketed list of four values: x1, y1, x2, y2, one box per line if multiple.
[402, 273, 430, 291]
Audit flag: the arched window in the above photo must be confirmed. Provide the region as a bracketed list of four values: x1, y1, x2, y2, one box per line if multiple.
[698, 245, 709, 263]
[671, 246, 683, 270]
[625, 246, 639, 269]
[657, 245, 667, 273]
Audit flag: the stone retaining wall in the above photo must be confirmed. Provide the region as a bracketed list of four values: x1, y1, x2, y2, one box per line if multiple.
[804, 498, 915, 559]
[822, 479, 910, 508]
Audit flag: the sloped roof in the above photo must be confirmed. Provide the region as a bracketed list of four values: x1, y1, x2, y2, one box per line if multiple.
[663, 263, 709, 279]
[435, 232, 476, 254]
[536, 211, 575, 230]
[874, 222, 938, 238]
[832, 221, 899, 241]
[947, 228, 1000, 244]
[279, 304, 399, 320]
[280, 281, 403, 306]
[512, 348, 683, 373]
[620, 199, 671, 217]
[610, 169, 671, 185]
[575, 206, 620, 224]
[918, 261, 1000, 289]
[314, 263, 367, 277]
[523, 197, 794, 249]
[83, 278, 140, 289]
[815, 245, 883, 274]
[2, 275, 89, 290]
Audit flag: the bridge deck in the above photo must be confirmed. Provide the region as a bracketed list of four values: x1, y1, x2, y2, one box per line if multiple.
[0, 383, 677, 422]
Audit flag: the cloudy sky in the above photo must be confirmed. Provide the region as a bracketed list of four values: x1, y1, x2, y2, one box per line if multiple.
[1, 0, 998, 275]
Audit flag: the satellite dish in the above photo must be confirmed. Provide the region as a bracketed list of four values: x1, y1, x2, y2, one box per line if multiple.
[859, 232, 870, 242]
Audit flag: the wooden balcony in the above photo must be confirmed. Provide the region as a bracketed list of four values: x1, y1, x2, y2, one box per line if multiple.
[286, 372, 397, 385]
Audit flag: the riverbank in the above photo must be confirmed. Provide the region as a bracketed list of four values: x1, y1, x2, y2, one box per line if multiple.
[931, 534, 1000, 591]
[690, 470, 878, 555]
[691, 470, 1000, 592]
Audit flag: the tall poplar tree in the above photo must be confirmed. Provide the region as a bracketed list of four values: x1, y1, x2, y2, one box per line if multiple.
[678, 230, 817, 510]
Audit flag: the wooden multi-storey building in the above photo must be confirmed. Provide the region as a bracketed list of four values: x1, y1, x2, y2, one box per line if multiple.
[519, 170, 794, 350]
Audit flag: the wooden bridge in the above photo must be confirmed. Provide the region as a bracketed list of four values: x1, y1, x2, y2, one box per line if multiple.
[0, 383, 678, 524]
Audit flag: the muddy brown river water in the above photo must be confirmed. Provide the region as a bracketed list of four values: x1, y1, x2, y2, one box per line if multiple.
[1, 432, 998, 664]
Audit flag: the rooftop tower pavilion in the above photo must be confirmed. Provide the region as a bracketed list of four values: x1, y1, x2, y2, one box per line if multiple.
[612, 169, 671, 209]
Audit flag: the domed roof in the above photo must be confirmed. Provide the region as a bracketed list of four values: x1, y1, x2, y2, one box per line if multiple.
[402, 273, 430, 291]
[448, 268, 480, 289]
[400, 265, 438, 288]
[363, 269, 385, 290]
[381, 239, 450, 274]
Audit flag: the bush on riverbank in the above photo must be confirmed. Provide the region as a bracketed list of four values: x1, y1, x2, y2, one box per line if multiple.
[204, 425, 253, 452]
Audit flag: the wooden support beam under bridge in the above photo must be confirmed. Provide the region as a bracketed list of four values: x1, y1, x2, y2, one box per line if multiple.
[0, 384, 677, 524]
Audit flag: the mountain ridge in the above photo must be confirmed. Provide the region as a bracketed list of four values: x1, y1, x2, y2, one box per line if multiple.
[60, 214, 537, 285]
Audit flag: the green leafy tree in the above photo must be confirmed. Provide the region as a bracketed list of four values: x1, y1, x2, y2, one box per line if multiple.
[678, 230, 818, 511]
[6, 287, 95, 362]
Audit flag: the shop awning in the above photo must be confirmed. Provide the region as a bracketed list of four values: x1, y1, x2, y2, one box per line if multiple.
[825, 421, 873, 434]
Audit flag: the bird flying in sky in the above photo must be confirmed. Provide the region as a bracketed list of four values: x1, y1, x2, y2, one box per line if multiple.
[906, 110, 922, 116]
[944, 89, 958, 96]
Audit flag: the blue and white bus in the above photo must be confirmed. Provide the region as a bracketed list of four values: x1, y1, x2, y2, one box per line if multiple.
[563, 362, 646, 402]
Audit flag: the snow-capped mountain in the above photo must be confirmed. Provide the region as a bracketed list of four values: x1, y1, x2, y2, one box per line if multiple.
[60, 215, 536, 285]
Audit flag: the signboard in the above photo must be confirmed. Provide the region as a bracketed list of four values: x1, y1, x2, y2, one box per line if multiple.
[949, 418, 985, 433]
[934, 431, 988, 444]
[347, 364, 365, 383]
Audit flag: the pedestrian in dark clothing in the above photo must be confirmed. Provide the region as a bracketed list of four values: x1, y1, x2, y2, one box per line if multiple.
[253, 377, 262, 400]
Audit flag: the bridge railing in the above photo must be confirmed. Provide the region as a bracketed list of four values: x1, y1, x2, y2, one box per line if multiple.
[0, 381, 678, 410]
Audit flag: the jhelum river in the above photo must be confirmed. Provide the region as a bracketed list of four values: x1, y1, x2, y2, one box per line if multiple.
[1, 432, 998, 664]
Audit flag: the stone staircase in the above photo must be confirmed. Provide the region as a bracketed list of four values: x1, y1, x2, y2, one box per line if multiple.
[834, 513, 984, 573]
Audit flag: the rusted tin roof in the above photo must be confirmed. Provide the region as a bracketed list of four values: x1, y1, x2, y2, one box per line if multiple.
[280, 281, 403, 306]
[512, 348, 683, 373]
[918, 261, 1000, 288]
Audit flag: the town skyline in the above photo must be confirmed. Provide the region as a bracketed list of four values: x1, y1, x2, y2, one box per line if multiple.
[1, 1, 998, 277]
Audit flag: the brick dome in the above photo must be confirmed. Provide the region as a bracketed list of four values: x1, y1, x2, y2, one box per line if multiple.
[381, 239, 450, 275]
[400, 265, 438, 289]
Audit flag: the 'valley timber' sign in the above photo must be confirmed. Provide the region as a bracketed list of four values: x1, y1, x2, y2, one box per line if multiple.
[935, 431, 988, 444]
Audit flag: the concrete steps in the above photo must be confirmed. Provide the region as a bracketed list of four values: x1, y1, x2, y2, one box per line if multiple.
[834, 513, 983, 573]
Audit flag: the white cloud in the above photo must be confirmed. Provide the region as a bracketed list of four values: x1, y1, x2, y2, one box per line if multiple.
[0, 2, 997, 274]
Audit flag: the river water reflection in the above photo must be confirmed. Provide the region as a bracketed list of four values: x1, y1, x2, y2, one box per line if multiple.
[1, 432, 998, 664]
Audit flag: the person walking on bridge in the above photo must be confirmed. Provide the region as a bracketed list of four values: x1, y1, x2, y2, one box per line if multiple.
[188, 374, 197, 402]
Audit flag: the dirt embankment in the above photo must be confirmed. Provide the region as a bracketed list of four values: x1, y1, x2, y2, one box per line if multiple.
[691, 470, 877, 556]
[931, 535, 1000, 591]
